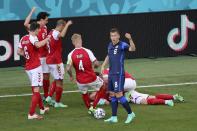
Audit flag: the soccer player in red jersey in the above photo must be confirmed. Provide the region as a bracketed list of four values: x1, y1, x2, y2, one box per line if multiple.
[45, 20, 72, 108]
[17, 22, 50, 120]
[24, 7, 51, 100]
[66, 34, 106, 114]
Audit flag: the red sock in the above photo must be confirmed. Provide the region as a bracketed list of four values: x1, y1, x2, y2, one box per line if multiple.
[38, 93, 44, 110]
[43, 79, 50, 98]
[93, 86, 106, 108]
[82, 93, 91, 109]
[29, 92, 39, 115]
[32, 87, 44, 110]
[147, 98, 165, 105]
[49, 81, 56, 97]
[155, 94, 173, 100]
[55, 86, 63, 102]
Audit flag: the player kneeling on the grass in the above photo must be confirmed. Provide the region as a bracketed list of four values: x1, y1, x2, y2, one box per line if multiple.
[101, 28, 136, 124]
[17, 22, 50, 120]
[45, 20, 72, 108]
[66, 34, 106, 115]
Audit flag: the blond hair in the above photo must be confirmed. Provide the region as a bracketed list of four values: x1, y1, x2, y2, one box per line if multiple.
[71, 33, 81, 41]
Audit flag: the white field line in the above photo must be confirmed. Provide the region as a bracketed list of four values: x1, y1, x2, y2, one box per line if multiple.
[0, 82, 197, 98]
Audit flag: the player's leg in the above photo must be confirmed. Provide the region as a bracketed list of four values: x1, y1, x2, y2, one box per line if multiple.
[54, 79, 67, 108]
[27, 68, 44, 120]
[155, 94, 184, 102]
[91, 76, 106, 108]
[28, 87, 43, 120]
[115, 76, 135, 124]
[146, 96, 174, 106]
[41, 58, 50, 99]
[104, 76, 118, 123]
[32, 66, 50, 114]
[78, 83, 92, 112]
[53, 63, 67, 108]
[45, 65, 55, 105]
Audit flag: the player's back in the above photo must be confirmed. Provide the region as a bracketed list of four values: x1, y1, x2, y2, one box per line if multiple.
[19, 35, 40, 70]
[46, 29, 62, 64]
[68, 47, 97, 84]
[37, 25, 48, 57]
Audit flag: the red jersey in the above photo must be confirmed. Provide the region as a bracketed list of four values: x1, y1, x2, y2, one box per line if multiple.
[46, 29, 62, 64]
[67, 47, 97, 84]
[37, 25, 48, 57]
[18, 35, 41, 70]
[102, 68, 135, 80]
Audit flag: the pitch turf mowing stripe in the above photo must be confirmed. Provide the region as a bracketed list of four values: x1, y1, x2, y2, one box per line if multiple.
[0, 81, 197, 98]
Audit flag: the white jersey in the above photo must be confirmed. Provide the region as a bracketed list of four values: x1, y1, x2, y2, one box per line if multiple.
[130, 90, 149, 104]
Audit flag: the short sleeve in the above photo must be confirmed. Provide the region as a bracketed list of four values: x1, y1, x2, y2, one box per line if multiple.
[67, 53, 72, 65]
[18, 39, 22, 48]
[122, 42, 129, 50]
[52, 30, 60, 40]
[85, 49, 97, 62]
[29, 35, 39, 45]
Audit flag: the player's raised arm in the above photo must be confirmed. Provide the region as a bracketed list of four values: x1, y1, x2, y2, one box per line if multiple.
[58, 20, 73, 38]
[24, 7, 36, 29]
[101, 55, 109, 73]
[125, 33, 136, 52]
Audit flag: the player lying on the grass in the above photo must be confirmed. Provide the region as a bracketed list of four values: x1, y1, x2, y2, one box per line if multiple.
[90, 69, 184, 106]
[24, 7, 51, 102]
[66, 34, 106, 115]
[44, 19, 72, 108]
[101, 28, 136, 124]
[17, 22, 50, 120]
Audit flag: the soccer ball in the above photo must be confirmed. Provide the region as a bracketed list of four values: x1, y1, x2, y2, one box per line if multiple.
[94, 108, 106, 119]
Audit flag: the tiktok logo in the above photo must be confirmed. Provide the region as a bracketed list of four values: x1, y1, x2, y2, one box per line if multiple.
[167, 15, 195, 52]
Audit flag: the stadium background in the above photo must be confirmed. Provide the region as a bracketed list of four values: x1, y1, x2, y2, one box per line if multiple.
[1, 0, 197, 67]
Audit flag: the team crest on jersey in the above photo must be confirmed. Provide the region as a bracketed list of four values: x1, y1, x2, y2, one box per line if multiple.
[77, 54, 83, 59]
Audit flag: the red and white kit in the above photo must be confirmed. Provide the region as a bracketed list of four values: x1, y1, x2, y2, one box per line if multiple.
[37, 25, 50, 73]
[102, 68, 136, 91]
[67, 47, 103, 94]
[46, 29, 64, 80]
[18, 35, 43, 86]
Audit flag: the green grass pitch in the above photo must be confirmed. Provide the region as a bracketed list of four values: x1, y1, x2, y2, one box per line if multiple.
[0, 56, 197, 131]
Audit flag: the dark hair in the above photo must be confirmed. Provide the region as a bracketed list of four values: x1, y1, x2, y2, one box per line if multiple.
[56, 19, 65, 27]
[29, 22, 40, 31]
[36, 12, 50, 21]
[110, 28, 120, 34]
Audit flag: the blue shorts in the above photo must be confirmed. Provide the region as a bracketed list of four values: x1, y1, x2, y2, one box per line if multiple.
[108, 75, 125, 93]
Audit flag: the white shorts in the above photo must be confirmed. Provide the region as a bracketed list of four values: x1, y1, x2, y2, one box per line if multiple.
[26, 66, 43, 87]
[124, 78, 137, 91]
[130, 90, 149, 104]
[77, 76, 104, 94]
[40, 57, 50, 73]
[48, 63, 65, 80]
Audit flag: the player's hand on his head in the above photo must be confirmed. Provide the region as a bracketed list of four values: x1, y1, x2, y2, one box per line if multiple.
[125, 33, 132, 40]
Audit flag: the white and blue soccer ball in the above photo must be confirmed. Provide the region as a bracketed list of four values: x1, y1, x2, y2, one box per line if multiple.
[94, 108, 106, 119]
